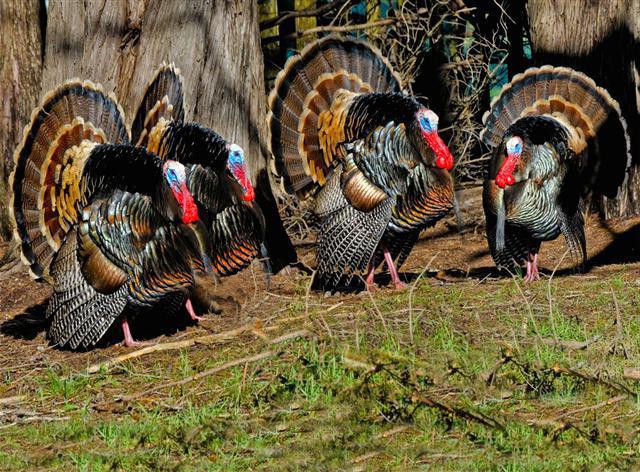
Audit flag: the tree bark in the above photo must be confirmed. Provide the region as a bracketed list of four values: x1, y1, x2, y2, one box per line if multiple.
[527, 0, 640, 218]
[43, 0, 296, 271]
[0, 0, 44, 239]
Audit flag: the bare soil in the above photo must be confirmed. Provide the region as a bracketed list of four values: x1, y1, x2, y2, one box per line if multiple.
[1, 193, 639, 374]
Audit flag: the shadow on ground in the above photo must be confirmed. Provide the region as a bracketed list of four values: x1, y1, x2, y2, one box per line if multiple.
[0, 301, 48, 341]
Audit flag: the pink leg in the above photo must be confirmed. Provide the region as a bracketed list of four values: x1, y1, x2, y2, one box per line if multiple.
[185, 298, 205, 321]
[121, 317, 149, 348]
[383, 248, 406, 289]
[524, 253, 540, 282]
[365, 260, 376, 288]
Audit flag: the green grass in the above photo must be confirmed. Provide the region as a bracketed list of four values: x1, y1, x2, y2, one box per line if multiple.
[2, 271, 640, 470]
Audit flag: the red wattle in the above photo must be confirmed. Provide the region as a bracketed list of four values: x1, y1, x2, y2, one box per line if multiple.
[424, 131, 454, 170]
[180, 183, 199, 224]
[241, 176, 255, 202]
[495, 154, 518, 189]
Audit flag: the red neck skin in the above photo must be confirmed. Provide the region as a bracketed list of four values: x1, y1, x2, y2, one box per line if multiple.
[422, 131, 454, 170]
[178, 182, 199, 224]
[231, 164, 255, 202]
[240, 176, 255, 202]
[495, 153, 518, 188]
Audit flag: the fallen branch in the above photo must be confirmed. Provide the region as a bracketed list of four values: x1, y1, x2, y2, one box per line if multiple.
[623, 368, 640, 381]
[608, 288, 628, 358]
[539, 335, 601, 351]
[86, 322, 257, 374]
[113, 330, 314, 403]
[481, 347, 513, 385]
[117, 351, 276, 403]
[553, 394, 627, 421]
[552, 365, 637, 399]
[411, 392, 505, 431]
[0, 395, 26, 406]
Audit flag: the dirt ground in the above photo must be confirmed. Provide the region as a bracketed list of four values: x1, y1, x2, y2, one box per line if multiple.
[1, 188, 639, 380]
[2, 189, 640, 469]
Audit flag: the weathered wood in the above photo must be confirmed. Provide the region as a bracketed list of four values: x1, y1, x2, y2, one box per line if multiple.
[43, 0, 296, 271]
[527, 0, 640, 218]
[0, 0, 43, 239]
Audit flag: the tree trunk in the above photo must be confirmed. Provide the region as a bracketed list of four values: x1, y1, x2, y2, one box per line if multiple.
[527, 0, 640, 218]
[0, 0, 44, 239]
[43, 0, 296, 272]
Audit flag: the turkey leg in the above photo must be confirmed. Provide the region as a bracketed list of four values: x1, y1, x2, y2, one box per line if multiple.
[524, 253, 540, 282]
[365, 260, 376, 288]
[383, 248, 406, 289]
[121, 317, 149, 347]
[185, 298, 205, 321]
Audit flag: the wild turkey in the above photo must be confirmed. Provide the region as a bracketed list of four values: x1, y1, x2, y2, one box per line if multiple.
[10, 80, 211, 349]
[267, 36, 455, 291]
[131, 63, 269, 279]
[481, 66, 631, 280]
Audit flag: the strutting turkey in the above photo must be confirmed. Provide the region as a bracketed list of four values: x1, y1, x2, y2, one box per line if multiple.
[481, 66, 631, 281]
[10, 80, 212, 349]
[131, 63, 269, 281]
[267, 36, 455, 291]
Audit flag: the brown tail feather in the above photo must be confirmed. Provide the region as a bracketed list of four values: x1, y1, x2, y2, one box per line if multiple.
[482, 67, 630, 156]
[9, 80, 129, 282]
[268, 36, 402, 199]
[132, 62, 185, 147]
[482, 66, 631, 198]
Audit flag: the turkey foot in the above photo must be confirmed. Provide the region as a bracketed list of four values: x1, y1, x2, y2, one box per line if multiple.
[524, 253, 540, 282]
[186, 298, 205, 321]
[121, 317, 150, 348]
[383, 248, 406, 289]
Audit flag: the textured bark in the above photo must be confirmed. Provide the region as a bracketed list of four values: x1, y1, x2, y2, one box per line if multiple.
[43, 0, 296, 271]
[527, 0, 640, 218]
[0, 0, 44, 239]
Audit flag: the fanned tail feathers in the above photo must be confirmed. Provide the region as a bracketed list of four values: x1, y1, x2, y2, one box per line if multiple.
[10, 80, 130, 281]
[268, 36, 402, 199]
[132, 62, 185, 147]
[481, 66, 631, 197]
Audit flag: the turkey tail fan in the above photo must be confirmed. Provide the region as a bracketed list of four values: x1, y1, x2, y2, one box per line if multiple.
[132, 62, 185, 147]
[46, 231, 129, 350]
[268, 36, 402, 199]
[481, 66, 631, 197]
[9, 80, 130, 282]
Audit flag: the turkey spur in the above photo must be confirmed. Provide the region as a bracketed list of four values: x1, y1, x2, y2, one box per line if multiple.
[268, 36, 455, 291]
[482, 66, 631, 281]
[10, 80, 212, 349]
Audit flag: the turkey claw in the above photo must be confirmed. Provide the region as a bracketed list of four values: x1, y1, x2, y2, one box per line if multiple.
[185, 298, 205, 322]
[122, 339, 152, 348]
